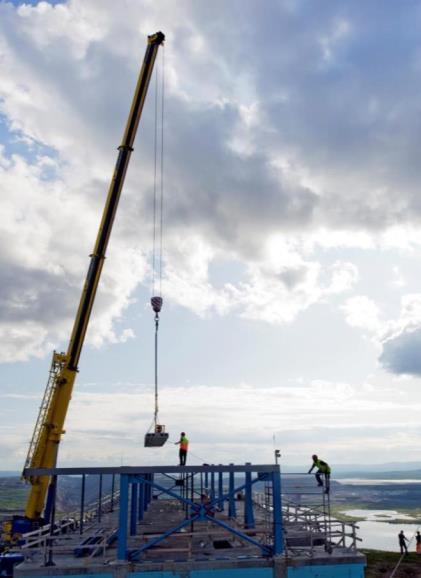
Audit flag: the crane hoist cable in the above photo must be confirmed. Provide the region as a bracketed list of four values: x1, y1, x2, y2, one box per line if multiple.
[145, 46, 168, 448]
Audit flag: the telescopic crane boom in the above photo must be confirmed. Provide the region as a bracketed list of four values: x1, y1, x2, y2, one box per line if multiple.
[22, 31, 165, 522]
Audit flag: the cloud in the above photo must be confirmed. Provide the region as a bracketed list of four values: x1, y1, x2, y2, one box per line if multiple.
[38, 376, 421, 467]
[355, 293, 421, 376]
[3, 370, 421, 468]
[380, 328, 421, 376]
[342, 296, 382, 333]
[3, 0, 421, 363]
[379, 293, 421, 375]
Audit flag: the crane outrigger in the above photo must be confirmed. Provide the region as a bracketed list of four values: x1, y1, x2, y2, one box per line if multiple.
[17, 31, 165, 528]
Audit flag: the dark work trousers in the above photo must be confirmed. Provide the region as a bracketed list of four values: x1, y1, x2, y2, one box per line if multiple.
[315, 471, 330, 493]
[400, 541, 408, 554]
[179, 449, 187, 466]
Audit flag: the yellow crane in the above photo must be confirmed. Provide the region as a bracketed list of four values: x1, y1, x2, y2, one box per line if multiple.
[20, 31, 165, 525]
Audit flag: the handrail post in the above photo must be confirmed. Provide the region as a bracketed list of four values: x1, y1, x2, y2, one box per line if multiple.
[98, 474, 103, 522]
[80, 474, 85, 535]
[110, 473, 115, 512]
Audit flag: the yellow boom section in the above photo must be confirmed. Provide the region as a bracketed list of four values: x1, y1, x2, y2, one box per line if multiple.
[24, 31, 165, 520]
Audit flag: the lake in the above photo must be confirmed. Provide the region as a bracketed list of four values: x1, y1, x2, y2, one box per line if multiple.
[341, 509, 421, 552]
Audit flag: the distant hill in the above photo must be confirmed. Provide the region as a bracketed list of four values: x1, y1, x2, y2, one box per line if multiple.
[336, 469, 421, 480]
[0, 474, 116, 516]
[282, 461, 421, 475]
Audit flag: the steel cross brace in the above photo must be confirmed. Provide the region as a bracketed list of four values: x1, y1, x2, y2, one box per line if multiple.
[128, 471, 273, 560]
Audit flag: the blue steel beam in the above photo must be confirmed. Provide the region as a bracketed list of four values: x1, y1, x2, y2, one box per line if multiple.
[25, 464, 279, 476]
[130, 474, 197, 509]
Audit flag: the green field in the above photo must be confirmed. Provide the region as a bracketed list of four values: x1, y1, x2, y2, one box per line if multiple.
[0, 478, 29, 512]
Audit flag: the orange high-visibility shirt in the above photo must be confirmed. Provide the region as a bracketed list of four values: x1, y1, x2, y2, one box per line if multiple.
[180, 436, 189, 451]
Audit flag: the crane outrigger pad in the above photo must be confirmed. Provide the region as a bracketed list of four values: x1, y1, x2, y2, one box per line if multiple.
[144, 432, 169, 447]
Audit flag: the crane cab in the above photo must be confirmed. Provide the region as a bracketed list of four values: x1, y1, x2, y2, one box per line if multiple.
[144, 424, 169, 447]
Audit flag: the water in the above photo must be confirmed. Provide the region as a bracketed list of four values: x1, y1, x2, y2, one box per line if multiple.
[341, 509, 421, 551]
[339, 478, 421, 485]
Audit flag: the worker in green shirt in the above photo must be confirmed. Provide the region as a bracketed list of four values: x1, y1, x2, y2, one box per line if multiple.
[308, 454, 331, 494]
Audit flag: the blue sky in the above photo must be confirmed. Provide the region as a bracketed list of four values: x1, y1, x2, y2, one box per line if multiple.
[2, 0, 421, 470]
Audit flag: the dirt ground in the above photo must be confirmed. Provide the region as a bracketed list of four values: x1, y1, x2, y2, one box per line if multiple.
[364, 550, 421, 577]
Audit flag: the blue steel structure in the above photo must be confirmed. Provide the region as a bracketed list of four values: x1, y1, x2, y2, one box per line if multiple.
[23, 464, 283, 564]
[12, 464, 366, 578]
[115, 464, 283, 561]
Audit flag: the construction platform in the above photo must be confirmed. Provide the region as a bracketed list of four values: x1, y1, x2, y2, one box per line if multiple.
[10, 464, 365, 578]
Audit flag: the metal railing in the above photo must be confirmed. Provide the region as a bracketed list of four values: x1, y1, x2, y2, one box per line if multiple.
[254, 472, 361, 557]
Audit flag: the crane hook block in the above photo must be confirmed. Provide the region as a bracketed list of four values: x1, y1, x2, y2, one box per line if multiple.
[151, 296, 163, 314]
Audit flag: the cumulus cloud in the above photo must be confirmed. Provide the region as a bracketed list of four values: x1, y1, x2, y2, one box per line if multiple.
[3, 0, 421, 364]
[378, 294, 421, 376]
[340, 292, 421, 377]
[52, 376, 421, 467]
[342, 295, 382, 333]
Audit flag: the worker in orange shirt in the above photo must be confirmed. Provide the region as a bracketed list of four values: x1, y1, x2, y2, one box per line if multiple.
[175, 432, 189, 465]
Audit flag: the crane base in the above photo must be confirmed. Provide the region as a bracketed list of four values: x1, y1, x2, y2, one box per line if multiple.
[144, 432, 169, 447]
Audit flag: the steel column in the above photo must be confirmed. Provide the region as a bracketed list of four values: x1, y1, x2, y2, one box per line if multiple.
[117, 474, 129, 560]
[228, 464, 236, 518]
[272, 469, 284, 555]
[144, 474, 149, 510]
[130, 482, 138, 535]
[44, 475, 57, 567]
[218, 469, 224, 511]
[138, 478, 145, 521]
[244, 464, 255, 529]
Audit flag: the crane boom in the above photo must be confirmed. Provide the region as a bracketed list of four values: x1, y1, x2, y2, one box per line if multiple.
[23, 31, 165, 521]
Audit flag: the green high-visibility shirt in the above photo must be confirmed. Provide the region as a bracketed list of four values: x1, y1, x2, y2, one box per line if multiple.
[315, 459, 331, 474]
